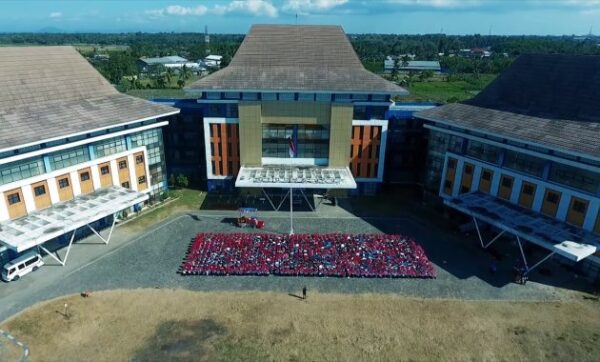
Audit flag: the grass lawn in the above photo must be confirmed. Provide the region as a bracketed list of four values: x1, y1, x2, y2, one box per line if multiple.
[3, 289, 599, 361]
[122, 188, 206, 232]
[404, 73, 497, 103]
[126, 88, 189, 99]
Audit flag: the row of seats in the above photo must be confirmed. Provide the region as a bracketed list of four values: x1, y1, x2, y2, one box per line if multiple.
[180, 233, 436, 278]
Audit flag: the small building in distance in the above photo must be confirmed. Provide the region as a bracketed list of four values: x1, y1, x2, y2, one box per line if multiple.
[384, 57, 441, 74]
[202, 55, 223, 68]
[137, 56, 202, 74]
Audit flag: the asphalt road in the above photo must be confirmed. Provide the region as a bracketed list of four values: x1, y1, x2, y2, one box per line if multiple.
[0, 211, 586, 322]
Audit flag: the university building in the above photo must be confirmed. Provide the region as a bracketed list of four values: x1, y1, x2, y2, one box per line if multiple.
[167, 24, 407, 196]
[417, 54, 600, 275]
[0, 46, 178, 264]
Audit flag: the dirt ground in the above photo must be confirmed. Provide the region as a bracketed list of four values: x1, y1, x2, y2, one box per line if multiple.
[2, 289, 600, 362]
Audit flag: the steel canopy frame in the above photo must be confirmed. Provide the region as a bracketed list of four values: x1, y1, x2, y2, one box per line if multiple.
[445, 193, 598, 275]
[472, 216, 560, 273]
[36, 215, 118, 267]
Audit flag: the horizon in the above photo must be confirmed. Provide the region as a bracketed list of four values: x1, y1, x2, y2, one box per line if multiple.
[0, 0, 599, 36]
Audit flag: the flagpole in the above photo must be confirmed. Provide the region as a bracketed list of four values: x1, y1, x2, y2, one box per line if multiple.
[289, 187, 294, 235]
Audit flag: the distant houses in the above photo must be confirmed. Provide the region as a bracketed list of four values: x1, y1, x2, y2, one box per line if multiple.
[384, 56, 441, 74]
[137, 56, 202, 73]
[137, 54, 223, 75]
[203, 54, 223, 68]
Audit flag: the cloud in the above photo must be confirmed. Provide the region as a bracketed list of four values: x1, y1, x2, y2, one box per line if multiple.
[146, 1, 278, 18]
[165, 5, 208, 16]
[49, 12, 62, 18]
[213, 0, 279, 17]
[282, 0, 348, 15]
[386, 0, 481, 8]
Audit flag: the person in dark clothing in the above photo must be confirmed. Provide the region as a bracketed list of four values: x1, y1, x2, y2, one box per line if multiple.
[302, 286, 307, 300]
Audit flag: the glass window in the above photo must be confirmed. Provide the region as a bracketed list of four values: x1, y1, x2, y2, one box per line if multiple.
[49, 147, 90, 170]
[278, 93, 295, 101]
[466, 140, 500, 163]
[121, 181, 130, 188]
[101, 166, 110, 175]
[7, 193, 20, 205]
[504, 150, 545, 177]
[80, 172, 90, 181]
[242, 92, 258, 100]
[206, 92, 221, 99]
[549, 163, 600, 194]
[58, 178, 70, 189]
[223, 92, 240, 99]
[138, 176, 147, 184]
[0, 158, 44, 186]
[94, 137, 126, 158]
[298, 93, 314, 101]
[118, 160, 127, 169]
[262, 124, 330, 159]
[136, 155, 144, 164]
[34, 185, 46, 196]
[315, 93, 331, 102]
[262, 92, 277, 101]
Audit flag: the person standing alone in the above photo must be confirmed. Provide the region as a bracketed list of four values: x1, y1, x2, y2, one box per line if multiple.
[302, 285, 307, 300]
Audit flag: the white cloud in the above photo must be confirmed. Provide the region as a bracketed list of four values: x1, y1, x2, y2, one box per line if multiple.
[386, 0, 481, 8]
[166, 5, 208, 16]
[282, 0, 348, 15]
[146, 1, 278, 19]
[49, 12, 62, 18]
[213, 0, 279, 17]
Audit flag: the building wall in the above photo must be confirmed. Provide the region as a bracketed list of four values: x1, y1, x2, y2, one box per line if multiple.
[0, 125, 168, 221]
[209, 123, 240, 176]
[261, 101, 330, 125]
[329, 103, 354, 167]
[350, 125, 382, 179]
[238, 101, 262, 166]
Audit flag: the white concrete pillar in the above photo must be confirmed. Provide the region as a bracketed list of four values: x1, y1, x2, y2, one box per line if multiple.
[490, 170, 501, 197]
[583, 199, 600, 231]
[510, 177, 522, 204]
[128, 154, 138, 191]
[452, 158, 465, 197]
[90, 164, 101, 191]
[69, 171, 81, 197]
[531, 183, 545, 213]
[47, 177, 60, 204]
[110, 159, 119, 186]
[471, 165, 482, 192]
[21, 184, 36, 214]
[0, 192, 9, 221]
[556, 193, 571, 221]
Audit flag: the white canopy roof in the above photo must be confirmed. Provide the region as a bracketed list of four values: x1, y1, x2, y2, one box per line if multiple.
[554, 241, 597, 262]
[445, 192, 598, 262]
[0, 186, 148, 253]
[235, 165, 357, 189]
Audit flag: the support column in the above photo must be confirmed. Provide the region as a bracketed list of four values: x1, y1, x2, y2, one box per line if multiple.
[289, 187, 294, 235]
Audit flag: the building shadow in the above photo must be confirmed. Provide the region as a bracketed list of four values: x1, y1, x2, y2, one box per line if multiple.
[336, 187, 596, 294]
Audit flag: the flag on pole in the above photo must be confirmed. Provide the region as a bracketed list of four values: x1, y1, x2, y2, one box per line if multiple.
[288, 126, 298, 158]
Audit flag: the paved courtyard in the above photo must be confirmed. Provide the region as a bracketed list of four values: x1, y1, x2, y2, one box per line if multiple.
[0, 208, 592, 322]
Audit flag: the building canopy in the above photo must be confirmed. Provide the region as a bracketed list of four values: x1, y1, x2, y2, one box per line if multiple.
[0, 186, 148, 253]
[236, 165, 357, 189]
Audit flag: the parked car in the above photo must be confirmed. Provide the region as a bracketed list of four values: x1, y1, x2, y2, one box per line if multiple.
[1, 251, 44, 282]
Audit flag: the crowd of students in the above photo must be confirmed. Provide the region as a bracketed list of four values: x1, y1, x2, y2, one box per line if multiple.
[180, 233, 436, 278]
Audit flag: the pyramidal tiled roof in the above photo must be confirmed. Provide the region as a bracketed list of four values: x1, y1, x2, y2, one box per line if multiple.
[416, 54, 600, 159]
[0, 46, 178, 152]
[187, 24, 406, 95]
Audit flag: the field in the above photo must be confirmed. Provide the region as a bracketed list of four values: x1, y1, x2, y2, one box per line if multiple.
[404, 73, 497, 103]
[3, 289, 600, 362]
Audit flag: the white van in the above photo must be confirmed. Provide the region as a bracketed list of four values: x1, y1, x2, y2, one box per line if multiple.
[1, 251, 44, 282]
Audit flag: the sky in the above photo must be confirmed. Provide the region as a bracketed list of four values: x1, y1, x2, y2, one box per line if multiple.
[0, 0, 599, 35]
